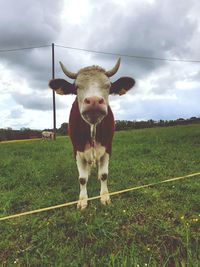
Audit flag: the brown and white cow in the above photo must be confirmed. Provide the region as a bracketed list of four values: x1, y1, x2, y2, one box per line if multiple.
[49, 58, 135, 209]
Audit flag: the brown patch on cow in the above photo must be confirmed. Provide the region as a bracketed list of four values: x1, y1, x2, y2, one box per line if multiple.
[68, 99, 115, 156]
[101, 173, 108, 181]
[49, 78, 76, 95]
[79, 178, 86, 185]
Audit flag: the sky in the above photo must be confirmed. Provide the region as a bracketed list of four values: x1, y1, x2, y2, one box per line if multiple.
[0, 0, 200, 130]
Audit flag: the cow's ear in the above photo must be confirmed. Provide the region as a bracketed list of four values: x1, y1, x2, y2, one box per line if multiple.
[49, 78, 76, 95]
[110, 77, 135, 95]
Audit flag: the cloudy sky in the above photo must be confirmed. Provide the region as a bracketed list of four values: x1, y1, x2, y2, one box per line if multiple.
[0, 0, 200, 130]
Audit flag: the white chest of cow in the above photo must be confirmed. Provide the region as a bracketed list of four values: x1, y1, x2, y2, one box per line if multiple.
[77, 142, 106, 166]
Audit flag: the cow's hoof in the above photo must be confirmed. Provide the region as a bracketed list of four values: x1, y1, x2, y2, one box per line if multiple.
[77, 199, 88, 210]
[100, 193, 111, 205]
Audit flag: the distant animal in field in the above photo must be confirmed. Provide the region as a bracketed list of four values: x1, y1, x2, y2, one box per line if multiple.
[42, 131, 54, 140]
[49, 58, 135, 209]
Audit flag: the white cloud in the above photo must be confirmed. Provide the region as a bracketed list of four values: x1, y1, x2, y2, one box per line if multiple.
[0, 0, 200, 129]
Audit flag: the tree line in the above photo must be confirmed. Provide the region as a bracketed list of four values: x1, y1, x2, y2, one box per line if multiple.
[57, 117, 200, 133]
[115, 117, 200, 131]
[1, 117, 199, 141]
[0, 128, 42, 141]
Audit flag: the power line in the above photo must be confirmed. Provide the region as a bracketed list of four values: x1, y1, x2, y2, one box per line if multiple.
[55, 44, 200, 63]
[0, 43, 199, 63]
[0, 44, 51, 53]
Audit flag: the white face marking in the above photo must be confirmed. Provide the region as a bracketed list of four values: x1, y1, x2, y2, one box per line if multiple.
[75, 70, 111, 124]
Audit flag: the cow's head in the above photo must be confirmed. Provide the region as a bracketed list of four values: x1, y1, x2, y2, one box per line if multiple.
[49, 58, 135, 125]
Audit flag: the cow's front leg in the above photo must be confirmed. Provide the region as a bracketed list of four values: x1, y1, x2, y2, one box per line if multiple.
[76, 152, 90, 210]
[98, 152, 111, 205]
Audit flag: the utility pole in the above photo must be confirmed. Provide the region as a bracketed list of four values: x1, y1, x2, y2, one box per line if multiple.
[52, 43, 56, 140]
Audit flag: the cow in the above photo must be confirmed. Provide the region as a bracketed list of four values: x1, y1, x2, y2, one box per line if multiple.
[42, 131, 55, 140]
[49, 58, 135, 210]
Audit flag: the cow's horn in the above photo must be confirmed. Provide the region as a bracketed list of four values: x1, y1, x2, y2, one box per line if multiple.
[59, 61, 78, 79]
[105, 58, 121, 77]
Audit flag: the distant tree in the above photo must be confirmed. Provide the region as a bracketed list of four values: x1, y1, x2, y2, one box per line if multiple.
[190, 117, 197, 120]
[20, 127, 31, 131]
[158, 120, 165, 127]
[58, 123, 68, 135]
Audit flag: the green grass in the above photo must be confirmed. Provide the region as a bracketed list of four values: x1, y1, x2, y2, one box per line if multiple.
[0, 124, 200, 266]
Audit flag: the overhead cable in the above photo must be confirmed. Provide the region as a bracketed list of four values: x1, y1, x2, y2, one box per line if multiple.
[0, 44, 51, 53]
[55, 44, 200, 63]
[0, 43, 200, 63]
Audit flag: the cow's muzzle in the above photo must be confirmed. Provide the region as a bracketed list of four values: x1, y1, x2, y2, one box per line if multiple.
[82, 96, 108, 125]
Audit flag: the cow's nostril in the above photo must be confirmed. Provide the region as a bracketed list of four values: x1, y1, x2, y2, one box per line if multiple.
[84, 98, 90, 105]
[99, 98, 104, 105]
[84, 96, 105, 106]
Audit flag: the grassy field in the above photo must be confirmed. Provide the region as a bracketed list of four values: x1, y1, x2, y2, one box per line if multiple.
[0, 124, 200, 266]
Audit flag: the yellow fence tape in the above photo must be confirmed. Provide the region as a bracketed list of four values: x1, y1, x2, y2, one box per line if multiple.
[0, 172, 199, 221]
